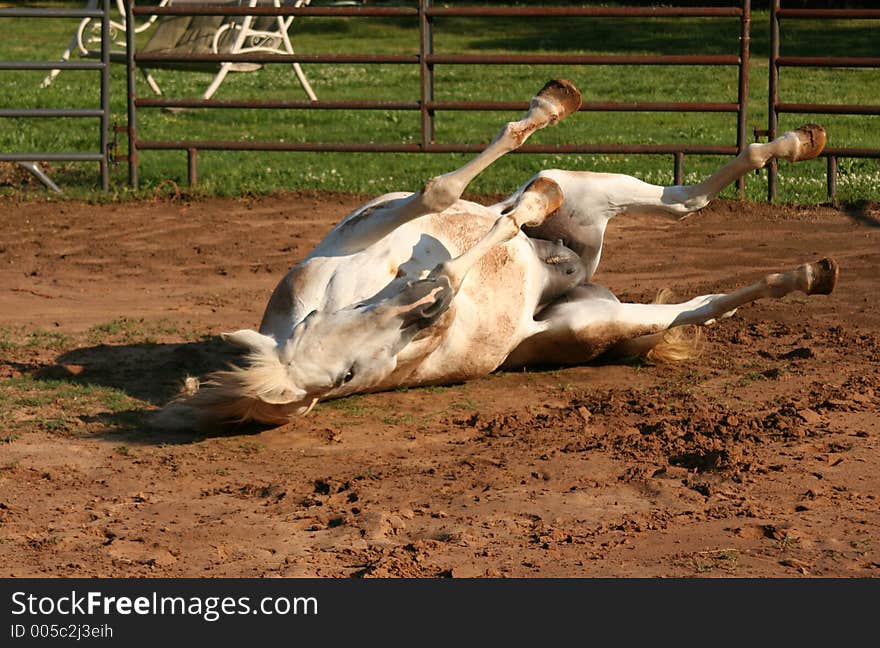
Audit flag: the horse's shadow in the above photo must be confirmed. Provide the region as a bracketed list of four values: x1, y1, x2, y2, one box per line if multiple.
[842, 202, 880, 229]
[29, 337, 272, 443]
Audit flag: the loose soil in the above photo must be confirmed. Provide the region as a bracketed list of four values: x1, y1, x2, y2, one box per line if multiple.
[0, 192, 878, 577]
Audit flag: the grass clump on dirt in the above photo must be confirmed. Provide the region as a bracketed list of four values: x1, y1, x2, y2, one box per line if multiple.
[0, 375, 143, 436]
[0, 319, 200, 438]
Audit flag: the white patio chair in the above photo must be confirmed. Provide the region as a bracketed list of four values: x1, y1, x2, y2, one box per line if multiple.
[42, 0, 317, 101]
[41, 0, 170, 89]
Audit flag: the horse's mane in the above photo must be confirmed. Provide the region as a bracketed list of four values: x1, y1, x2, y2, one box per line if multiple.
[152, 348, 301, 431]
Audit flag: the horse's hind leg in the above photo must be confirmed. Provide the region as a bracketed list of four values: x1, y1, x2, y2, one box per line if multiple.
[658, 123, 826, 214]
[503, 257, 839, 368]
[322, 79, 581, 255]
[591, 123, 827, 217]
[516, 124, 827, 278]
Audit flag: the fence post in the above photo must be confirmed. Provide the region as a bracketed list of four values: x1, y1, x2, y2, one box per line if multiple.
[826, 155, 837, 200]
[736, 0, 750, 199]
[188, 148, 198, 186]
[100, 0, 110, 190]
[767, 0, 780, 201]
[419, 0, 435, 149]
[126, 0, 138, 189]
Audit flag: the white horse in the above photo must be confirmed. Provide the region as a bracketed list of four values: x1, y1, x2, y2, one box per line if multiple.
[156, 79, 838, 430]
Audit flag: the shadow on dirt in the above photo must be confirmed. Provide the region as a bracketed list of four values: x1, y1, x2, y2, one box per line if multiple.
[841, 203, 880, 229]
[24, 338, 277, 442]
[46, 337, 240, 405]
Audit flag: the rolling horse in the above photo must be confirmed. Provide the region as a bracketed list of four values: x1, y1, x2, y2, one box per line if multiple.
[156, 79, 837, 430]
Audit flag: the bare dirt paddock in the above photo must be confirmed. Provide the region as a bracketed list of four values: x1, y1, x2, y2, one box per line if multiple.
[0, 192, 878, 578]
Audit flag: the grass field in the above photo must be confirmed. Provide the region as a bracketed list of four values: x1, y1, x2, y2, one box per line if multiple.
[1, 2, 878, 202]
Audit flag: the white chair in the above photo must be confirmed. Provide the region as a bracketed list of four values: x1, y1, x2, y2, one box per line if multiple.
[41, 0, 170, 89]
[43, 0, 317, 101]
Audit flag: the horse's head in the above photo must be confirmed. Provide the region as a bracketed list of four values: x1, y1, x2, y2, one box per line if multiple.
[224, 274, 454, 414]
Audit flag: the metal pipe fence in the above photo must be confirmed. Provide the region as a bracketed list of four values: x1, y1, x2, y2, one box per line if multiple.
[768, 0, 880, 200]
[0, 2, 112, 191]
[126, 1, 751, 190]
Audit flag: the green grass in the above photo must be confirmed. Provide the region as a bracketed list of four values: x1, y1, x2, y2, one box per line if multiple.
[314, 395, 375, 417]
[86, 317, 184, 344]
[0, 318, 199, 435]
[0, 375, 143, 435]
[1, 3, 878, 203]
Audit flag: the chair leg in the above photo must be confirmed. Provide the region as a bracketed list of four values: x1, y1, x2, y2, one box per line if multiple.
[40, 46, 73, 89]
[278, 13, 317, 101]
[202, 63, 234, 100]
[40, 10, 95, 88]
[142, 68, 163, 96]
[292, 62, 318, 101]
[17, 162, 62, 194]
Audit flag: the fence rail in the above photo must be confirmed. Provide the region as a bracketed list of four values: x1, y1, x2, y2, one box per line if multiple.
[126, 0, 751, 190]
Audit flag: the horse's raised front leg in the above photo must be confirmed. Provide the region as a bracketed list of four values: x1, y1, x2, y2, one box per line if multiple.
[316, 79, 581, 256]
[429, 177, 563, 293]
[503, 257, 839, 368]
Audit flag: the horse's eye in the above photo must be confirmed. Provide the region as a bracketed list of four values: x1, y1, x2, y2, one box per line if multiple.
[342, 369, 355, 384]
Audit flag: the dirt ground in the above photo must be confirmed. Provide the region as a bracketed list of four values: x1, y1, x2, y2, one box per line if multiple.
[0, 190, 878, 578]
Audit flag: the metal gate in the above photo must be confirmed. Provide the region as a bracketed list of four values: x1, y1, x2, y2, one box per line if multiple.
[0, 1, 112, 191]
[125, 0, 751, 191]
[769, 0, 880, 200]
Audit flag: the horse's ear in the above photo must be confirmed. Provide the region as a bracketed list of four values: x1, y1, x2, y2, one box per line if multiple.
[221, 329, 277, 355]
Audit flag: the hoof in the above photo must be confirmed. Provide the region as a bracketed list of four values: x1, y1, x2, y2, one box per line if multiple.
[523, 176, 564, 215]
[787, 123, 827, 162]
[535, 79, 582, 124]
[806, 257, 839, 295]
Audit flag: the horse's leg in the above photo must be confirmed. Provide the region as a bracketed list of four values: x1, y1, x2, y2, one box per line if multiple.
[428, 177, 563, 293]
[517, 124, 826, 277]
[318, 79, 581, 256]
[608, 124, 826, 216]
[503, 257, 838, 368]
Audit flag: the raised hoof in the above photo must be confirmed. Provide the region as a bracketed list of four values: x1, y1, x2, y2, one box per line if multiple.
[787, 123, 827, 162]
[535, 79, 582, 124]
[806, 257, 839, 295]
[523, 176, 564, 216]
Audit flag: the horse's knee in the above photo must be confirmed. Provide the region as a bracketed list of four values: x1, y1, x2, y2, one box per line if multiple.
[419, 175, 463, 213]
[745, 142, 770, 169]
[505, 176, 564, 227]
[663, 186, 710, 214]
[497, 120, 530, 150]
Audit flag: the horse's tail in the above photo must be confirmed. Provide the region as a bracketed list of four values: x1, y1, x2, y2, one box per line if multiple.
[611, 288, 703, 364]
[647, 288, 703, 363]
[152, 332, 303, 431]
